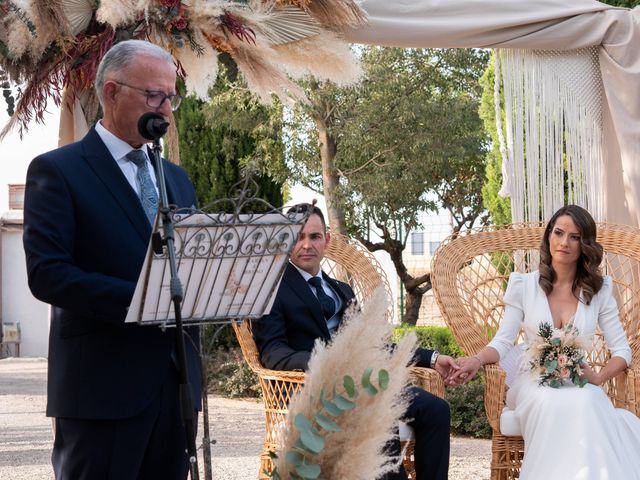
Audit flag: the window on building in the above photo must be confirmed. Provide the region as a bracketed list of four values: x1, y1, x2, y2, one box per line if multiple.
[429, 240, 441, 256]
[410, 232, 424, 255]
[8, 184, 25, 210]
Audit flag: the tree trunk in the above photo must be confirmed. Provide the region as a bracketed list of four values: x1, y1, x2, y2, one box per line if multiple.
[403, 288, 424, 327]
[314, 113, 347, 236]
[360, 227, 431, 326]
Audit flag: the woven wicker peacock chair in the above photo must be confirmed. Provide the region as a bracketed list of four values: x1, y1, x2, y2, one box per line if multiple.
[232, 232, 446, 479]
[431, 222, 640, 479]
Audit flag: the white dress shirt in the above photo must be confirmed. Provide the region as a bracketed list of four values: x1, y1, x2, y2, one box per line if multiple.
[95, 121, 159, 196]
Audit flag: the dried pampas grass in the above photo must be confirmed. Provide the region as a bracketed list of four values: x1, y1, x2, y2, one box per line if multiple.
[2, 0, 57, 62]
[173, 31, 219, 100]
[33, 0, 73, 37]
[229, 39, 306, 104]
[273, 31, 362, 86]
[96, 0, 151, 28]
[274, 287, 416, 479]
[5, 19, 34, 59]
[298, 0, 367, 31]
[29, 5, 73, 60]
[187, 0, 226, 22]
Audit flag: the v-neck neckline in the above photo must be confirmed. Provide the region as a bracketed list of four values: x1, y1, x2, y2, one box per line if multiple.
[538, 277, 582, 330]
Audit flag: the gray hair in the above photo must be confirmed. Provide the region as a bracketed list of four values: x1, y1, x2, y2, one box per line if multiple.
[95, 40, 174, 106]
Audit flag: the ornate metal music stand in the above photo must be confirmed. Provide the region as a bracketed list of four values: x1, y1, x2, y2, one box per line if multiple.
[127, 170, 309, 480]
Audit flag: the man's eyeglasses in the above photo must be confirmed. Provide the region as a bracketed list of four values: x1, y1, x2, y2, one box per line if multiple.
[113, 81, 182, 111]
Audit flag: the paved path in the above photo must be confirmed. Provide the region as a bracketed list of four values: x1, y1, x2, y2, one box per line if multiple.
[0, 358, 490, 479]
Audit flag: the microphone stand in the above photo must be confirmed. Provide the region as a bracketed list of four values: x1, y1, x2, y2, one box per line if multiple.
[149, 136, 200, 480]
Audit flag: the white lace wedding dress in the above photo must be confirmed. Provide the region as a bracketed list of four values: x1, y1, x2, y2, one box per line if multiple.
[489, 272, 640, 480]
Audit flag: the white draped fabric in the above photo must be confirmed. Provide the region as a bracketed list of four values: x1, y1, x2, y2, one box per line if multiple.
[345, 0, 640, 225]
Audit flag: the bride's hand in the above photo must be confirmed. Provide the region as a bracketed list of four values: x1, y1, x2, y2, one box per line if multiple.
[580, 363, 602, 386]
[446, 356, 482, 385]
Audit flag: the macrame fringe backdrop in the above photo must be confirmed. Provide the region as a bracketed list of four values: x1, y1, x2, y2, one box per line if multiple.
[496, 47, 605, 224]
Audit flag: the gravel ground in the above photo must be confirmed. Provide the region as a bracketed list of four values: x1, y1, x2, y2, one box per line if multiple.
[0, 358, 490, 479]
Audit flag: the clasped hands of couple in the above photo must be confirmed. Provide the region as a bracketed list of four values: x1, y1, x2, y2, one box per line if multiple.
[432, 354, 480, 387]
[435, 352, 605, 387]
[436, 354, 498, 386]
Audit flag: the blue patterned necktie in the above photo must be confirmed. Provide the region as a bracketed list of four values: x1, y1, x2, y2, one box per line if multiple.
[126, 149, 158, 225]
[308, 276, 336, 320]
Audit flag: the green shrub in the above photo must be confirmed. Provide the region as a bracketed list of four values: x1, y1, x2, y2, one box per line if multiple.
[217, 361, 261, 398]
[393, 325, 465, 357]
[445, 376, 491, 438]
[204, 346, 261, 399]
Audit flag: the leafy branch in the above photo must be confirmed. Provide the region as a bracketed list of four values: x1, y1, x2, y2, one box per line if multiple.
[269, 367, 390, 480]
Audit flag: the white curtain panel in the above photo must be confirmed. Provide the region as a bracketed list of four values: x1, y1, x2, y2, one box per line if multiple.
[346, 0, 640, 225]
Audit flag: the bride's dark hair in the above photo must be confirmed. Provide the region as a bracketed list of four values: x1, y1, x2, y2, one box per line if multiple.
[539, 205, 603, 305]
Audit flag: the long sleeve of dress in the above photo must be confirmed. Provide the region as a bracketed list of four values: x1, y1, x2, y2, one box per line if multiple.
[488, 272, 525, 359]
[598, 276, 632, 366]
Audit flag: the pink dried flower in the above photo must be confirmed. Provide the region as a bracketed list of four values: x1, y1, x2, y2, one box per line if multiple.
[220, 11, 256, 45]
[160, 0, 181, 8]
[172, 17, 188, 31]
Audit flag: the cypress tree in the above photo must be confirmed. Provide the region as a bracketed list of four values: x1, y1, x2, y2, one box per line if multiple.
[174, 58, 285, 211]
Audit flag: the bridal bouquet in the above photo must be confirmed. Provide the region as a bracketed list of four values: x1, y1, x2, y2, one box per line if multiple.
[526, 322, 589, 388]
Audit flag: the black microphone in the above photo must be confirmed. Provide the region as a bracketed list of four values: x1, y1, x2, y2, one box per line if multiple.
[138, 112, 169, 141]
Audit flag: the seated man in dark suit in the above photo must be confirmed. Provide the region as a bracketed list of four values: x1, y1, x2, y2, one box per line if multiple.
[253, 203, 455, 480]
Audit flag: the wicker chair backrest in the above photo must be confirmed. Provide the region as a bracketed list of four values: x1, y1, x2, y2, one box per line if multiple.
[431, 223, 640, 388]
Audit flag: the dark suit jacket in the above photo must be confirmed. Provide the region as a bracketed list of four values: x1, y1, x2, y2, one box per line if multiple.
[253, 263, 355, 371]
[253, 263, 435, 371]
[23, 127, 201, 419]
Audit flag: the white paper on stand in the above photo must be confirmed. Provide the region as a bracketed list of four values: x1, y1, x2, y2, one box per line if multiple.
[126, 212, 303, 325]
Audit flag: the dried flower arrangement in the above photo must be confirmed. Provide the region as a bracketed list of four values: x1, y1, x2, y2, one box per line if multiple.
[525, 321, 590, 388]
[0, 0, 366, 138]
[272, 288, 417, 479]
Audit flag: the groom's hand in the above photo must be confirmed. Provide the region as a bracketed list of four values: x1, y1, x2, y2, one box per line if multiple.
[434, 354, 460, 380]
[446, 356, 482, 385]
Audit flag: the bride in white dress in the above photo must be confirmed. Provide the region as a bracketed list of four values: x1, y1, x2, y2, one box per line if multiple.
[450, 205, 640, 480]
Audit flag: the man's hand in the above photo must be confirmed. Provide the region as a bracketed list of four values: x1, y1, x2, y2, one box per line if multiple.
[446, 356, 482, 386]
[434, 354, 460, 381]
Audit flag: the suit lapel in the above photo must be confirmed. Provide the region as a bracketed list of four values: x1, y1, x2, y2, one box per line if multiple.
[284, 263, 330, 338]
[324, 274, 354, 305]
[323, 272, 355, 328]
[80, 128, 151, 244]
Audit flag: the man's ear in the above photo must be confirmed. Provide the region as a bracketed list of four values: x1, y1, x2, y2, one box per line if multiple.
[102, 81, 118, 106]
[325, 231, 331, 245]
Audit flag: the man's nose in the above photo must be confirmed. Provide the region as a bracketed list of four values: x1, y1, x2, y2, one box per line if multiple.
[157, 99, 172, 117]
[299, 237, 312, 249]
